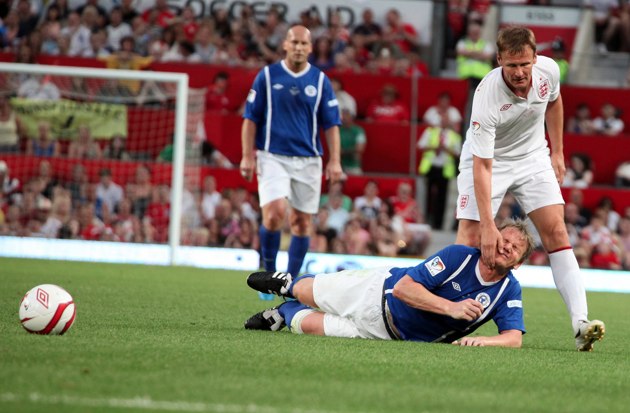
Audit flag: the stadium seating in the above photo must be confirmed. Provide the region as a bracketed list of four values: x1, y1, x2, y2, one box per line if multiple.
[0, 154, 415, 200]
[3, 53, 630, 193]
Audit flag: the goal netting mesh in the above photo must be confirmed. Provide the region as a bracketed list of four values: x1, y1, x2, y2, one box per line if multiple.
[0, 63, 203, 248]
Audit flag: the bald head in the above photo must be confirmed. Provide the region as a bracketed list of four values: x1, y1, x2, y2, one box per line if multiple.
[286, 25, 311, 42]
[283, 25, 312, 72]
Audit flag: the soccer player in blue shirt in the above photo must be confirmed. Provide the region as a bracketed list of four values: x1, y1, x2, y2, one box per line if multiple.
[240, 25, 342, 297]
[244, 220, 535, 348]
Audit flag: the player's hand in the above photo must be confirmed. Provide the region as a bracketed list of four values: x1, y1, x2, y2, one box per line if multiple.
[325, 159, 343, 184]
[480, 223, 503, 269]
[452, 337, 486, 347]
[551, 151, 566, 185]
[448, 298, 484, 321]
[239, 154, 255, 182]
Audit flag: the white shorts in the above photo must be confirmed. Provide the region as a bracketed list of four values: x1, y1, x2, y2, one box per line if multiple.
[456, 153, 565, 220]
[313, 267, 392, 340]
[256, 150, 322, 214]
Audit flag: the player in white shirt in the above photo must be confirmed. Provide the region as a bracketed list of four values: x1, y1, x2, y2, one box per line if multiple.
[455, 26, 605, 351]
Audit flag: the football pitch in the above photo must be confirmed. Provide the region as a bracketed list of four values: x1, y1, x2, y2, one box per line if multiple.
[1, 257, 629, 413]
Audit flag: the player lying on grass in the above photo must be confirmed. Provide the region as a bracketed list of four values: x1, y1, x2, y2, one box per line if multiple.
[244, 220, 536, 348]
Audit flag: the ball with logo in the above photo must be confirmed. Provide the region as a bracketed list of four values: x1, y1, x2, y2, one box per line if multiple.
[19, 284, 76, 335]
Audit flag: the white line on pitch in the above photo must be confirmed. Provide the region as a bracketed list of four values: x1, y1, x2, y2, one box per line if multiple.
[0, 393, 353, 413]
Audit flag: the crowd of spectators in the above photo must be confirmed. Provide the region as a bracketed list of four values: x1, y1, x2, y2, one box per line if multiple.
[494, 189, 630, 271]
[1, 0, 432, 77]
[1, 1, 630, 270]
[0, 157, 433, 258]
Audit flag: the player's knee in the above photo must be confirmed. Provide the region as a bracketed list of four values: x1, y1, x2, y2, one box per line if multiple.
[290, 213, 311, 236]
[262, 206, 287, 229]
[292, 277, 315, 304]
[299, 312, 325, 335]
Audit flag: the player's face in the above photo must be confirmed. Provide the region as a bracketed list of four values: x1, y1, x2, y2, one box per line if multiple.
[283, 28, 312, 68]
[498, 47, 537, 95]
[495, 227, 527, 271]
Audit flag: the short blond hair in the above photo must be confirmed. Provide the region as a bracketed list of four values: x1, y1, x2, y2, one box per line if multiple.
[498, 218, 535, 264]
[496, 25, 537, 56]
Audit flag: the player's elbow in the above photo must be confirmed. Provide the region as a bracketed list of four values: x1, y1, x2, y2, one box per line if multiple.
[392, 276, 412, 301]
[501, 330, 523, 348]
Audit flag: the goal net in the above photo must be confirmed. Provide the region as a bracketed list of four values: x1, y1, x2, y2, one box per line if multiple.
[0, 63, 197, 262]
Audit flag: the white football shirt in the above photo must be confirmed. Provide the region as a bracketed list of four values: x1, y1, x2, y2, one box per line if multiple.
[460, 55, 560, 168]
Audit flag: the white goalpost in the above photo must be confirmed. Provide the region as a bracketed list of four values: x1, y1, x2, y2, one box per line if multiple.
[0, 62, 190, 265]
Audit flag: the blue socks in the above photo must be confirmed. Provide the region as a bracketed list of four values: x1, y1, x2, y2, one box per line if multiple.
[278, 301, 312, 329]
[258, 225, 281, 301]
[287, 235, 309, 277]
[259, 225, 281, 271]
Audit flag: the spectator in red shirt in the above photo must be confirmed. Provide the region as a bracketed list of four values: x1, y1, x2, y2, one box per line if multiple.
[366, 84, 410, 123]
[78, 203, 105, 241]
[142, 0, 175, 29]
[144, 184, 170, 243]
[389, 182, 419, 224]
[180, 5, 199, 42]
[382, 8, 420, 54]
[206, 71, 231, 113]
[590, 243, 622, 270]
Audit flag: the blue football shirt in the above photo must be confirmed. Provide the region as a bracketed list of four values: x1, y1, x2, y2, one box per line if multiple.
[384, 245, 525, 342]
[243, 61, 341, 157]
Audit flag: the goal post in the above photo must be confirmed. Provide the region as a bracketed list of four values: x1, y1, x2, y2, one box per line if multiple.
[0, 63, 190, 265]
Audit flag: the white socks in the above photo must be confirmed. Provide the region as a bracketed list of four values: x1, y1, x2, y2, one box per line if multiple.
[548, 248, 589, 333]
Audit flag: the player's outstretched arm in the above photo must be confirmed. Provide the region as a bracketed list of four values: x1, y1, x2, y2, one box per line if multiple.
[473, 155, 503, 268]
[452, 329, 522, 348]
[392, 275, 484, 321]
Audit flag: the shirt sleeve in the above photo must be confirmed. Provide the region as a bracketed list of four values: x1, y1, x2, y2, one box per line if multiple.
[405, 245, 472, 290]
[468, 79, 498, 159]
[243, 69, 267, 124]
[491, 281, 526, 333]
[319, 75, 342, 130]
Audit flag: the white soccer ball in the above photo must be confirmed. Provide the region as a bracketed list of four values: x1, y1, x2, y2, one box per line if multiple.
[19, 284, 76, 335]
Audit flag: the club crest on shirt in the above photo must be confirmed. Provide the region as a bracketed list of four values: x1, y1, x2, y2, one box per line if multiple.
[459, 195, 469, 210]
[471, 121, 480, 132]
[247, 89, 256, 103]
[425, 256, 446, 276]
[304, 85, 317, 97]
[475, 292, 491, 308]
[538, 78, 549, 99]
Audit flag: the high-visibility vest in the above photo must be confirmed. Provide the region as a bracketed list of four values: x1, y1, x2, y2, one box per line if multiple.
[418, 127, 461, 178]
[457, 39, 493, 80]
[556, 58, 569, 83]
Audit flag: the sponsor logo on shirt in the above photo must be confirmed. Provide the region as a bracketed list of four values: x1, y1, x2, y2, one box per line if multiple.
[475, 292, 491, 308]
[500, 104, 512, 111]
[507, 300, 522, 308]
[425, 256, 446, 276]
[538, 78, 549, 99]
[247, 89, 256, 103]
[289, 86, 300, 96]
[471, 121, 480, 132]
[452, 282, 461, 292]
[328, 98, 339, 107]
[459, 195, 469, 209]
[304, 85, 317, 97]
[272, 84, 284, 90]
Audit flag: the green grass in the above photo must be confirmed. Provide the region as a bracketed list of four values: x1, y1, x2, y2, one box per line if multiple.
[1, 257, 629, 413]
